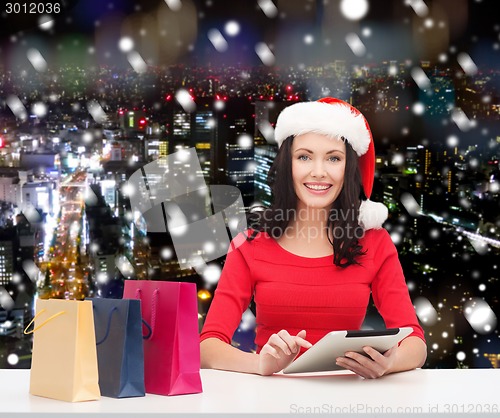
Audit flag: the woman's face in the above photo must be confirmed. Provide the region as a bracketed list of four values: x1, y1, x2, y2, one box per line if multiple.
[291, 132, 346, 212]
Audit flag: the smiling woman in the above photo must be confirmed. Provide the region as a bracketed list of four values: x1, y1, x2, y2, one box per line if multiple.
[200, 97, 427, 379]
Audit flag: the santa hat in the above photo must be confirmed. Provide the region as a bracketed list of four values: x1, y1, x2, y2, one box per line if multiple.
[274, 97, 388, 230]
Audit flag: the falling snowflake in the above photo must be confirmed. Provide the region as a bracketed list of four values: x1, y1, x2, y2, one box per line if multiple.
[203, 241, 216, 254]
[165, 0, 182, 11]
[206, 118, 216, 128]
[239, 309, 256, 331]
[121, 183, 135, 198]
[457, 52, 478, 76]
[463, 298, 497, 334]
[406, 0, 429, 17]
[224, 21, 240, 37]
[208, 29, 228, 52]
[38, 14, 54, 31]
[214, 100, 225, 111]
[7, 354, 19, 366]
[202, 263, 222, 285]
[467, 237, 488, 255]
[429, 229, 439, 239]
[22, 205, 42, 223]
[257, 0, 278, 18]
[118, 37, 134, 53]
[400, 192, 421, 216]
[345, 33, 366, 57]
[258, 120, 275, 143]
[390, 231, 402, 245]
[361, 27, 372, 37]
[438, 53, 448, 62]
[446, 135, 459, 147]
[254, 42, 275, 66]
[451, 108, 475, 131]
[127, 51, 148, 73]
[175, 89, 196, 112]
[340, 0, 369, 20]
[82, 131, 93, 144]
[160, 247, 174, 259]
[6, 95, 28, 121]
[423, 18, 434, 29]
[489, 181, 499, 193]
[87, 100, 107, 124]
[115, 255, 135, 279]
[237, 134, 253, 149]
[22, 260, 39, 282]
[303, 34, 314, 45]
[27, 48, 48, 72]
[414, 296, 438, 325]
[97, 272, 109, 284]
[31, 102, 48, 118]
[411, 67, 431, 90]
[0, 286, 15, 310]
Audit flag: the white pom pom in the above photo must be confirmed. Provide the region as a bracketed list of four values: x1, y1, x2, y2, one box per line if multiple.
[358, 199, 388, 230]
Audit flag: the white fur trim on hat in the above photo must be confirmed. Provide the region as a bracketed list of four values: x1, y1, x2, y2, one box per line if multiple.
[274, 101, 371, 157]
[358, 199, 388, 230]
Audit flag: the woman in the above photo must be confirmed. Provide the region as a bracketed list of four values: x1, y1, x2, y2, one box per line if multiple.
[200, 97, 427, 378]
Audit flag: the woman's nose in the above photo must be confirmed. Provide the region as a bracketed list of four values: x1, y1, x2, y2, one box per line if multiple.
[310, 161, 326, 178]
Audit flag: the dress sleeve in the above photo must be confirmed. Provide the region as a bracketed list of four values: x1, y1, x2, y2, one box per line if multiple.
[370, 229, 426, 343]
[200, 233, 255, 345]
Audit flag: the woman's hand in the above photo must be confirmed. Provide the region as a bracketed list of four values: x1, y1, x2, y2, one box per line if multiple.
[258, 330, 312, 376]
[335, 345, 399, 379]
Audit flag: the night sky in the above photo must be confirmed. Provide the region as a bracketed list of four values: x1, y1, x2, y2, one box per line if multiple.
[1, 0, 499, 69]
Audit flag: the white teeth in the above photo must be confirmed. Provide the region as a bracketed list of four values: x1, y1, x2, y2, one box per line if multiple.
[305, 184, 330, 191]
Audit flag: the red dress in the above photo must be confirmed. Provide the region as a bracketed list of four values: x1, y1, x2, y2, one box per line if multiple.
[200, 228, 425, 353]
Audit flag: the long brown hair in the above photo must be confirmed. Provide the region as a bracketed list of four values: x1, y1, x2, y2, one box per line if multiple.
[248, 136, 366, 267]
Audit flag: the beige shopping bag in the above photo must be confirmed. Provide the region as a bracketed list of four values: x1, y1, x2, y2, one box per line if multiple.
[25, 299, 100, 402]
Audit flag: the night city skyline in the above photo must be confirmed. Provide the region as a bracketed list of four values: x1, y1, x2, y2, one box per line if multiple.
[1, 0, 499, 371]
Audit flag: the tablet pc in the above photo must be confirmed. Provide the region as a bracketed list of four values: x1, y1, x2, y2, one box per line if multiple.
[282, 327, 413, 374]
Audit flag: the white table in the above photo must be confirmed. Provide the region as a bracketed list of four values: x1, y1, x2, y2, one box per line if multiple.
[1, 368, 499, 415]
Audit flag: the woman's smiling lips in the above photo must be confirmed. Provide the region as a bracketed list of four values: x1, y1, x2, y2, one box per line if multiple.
[303, 182, 333, 194]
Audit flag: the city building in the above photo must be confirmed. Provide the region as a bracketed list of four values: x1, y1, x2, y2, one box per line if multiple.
[0, 229, 15, 287]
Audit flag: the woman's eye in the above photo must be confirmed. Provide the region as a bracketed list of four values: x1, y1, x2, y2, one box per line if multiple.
[329, 156, 340, 162]
[298, 155, 310, 161]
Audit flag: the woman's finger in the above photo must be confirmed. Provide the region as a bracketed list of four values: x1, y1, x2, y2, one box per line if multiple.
[261, 344, 280, 359]
[294, 330, 313, 350]
[268, 333, 292, 355]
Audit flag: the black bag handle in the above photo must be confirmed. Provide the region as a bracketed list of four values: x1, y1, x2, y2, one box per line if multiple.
[95, 306, 118, 345]
[93, 304, 152, 343]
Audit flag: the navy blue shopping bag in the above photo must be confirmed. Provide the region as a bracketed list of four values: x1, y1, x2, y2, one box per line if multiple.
[87, 298, 146, 398]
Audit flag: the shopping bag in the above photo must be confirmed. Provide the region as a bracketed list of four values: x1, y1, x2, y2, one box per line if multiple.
[123, 280, 203, 396]
[87, 298, 145, 398]
[25, 299, 100, 402]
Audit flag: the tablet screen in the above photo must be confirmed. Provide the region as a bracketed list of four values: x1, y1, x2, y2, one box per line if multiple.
[282, 327, 413, 374]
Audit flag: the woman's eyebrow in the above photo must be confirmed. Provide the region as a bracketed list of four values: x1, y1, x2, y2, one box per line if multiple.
[294, 148, 345, 155]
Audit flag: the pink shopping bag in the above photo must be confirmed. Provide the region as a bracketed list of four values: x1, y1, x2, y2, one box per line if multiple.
[123, 280, 203, 396]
